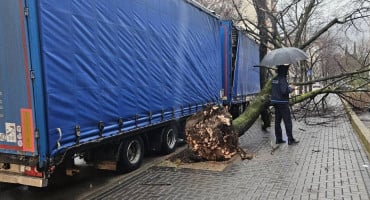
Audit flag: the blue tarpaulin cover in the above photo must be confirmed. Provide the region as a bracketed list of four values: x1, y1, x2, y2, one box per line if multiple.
[232, 31, 260, 101]
[37, 0, 222, 156]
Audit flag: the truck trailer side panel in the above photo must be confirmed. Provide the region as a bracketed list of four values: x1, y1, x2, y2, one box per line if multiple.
[232, 31, 260, 102]
[36, 0, 223, 157]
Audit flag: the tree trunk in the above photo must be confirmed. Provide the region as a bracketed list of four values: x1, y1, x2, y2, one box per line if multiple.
[254, 0, 271, 130]
[233, 79, 272, 136]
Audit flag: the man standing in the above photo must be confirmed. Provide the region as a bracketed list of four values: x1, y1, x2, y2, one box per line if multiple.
[271, 65, 299, 145]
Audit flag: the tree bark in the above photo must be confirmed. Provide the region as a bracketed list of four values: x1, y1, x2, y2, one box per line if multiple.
[233, 79, 272, 136]
[253, 0, 271, 130]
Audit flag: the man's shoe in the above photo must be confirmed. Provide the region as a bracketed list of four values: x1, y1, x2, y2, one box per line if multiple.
[276, 140, 286, 144]
[288, 139, 299, 145]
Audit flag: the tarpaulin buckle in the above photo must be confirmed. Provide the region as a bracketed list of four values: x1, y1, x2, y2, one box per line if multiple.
[118, 118, 123, 133]
[148, 112, 152, 124]
[75, 125, 80, 144]
[161, 109, 164, 121]
[98, 121, 104, 137]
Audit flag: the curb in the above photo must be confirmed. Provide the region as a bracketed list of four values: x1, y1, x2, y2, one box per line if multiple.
[343, 101, 370, 156]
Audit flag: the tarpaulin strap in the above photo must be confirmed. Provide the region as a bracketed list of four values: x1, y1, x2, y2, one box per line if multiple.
[149, 112, 152, 124]
[75, 125, 80, 144]
[56, 128, 62, 148]
[118, 118, 123, 133]
[98, 121, 104, 137]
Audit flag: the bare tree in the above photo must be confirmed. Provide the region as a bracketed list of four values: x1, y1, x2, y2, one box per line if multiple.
[184, 0, 370, 161]
[195, 0, 243, 19]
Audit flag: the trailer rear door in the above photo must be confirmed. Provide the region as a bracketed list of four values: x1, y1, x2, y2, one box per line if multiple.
[0, 0, 36, 155]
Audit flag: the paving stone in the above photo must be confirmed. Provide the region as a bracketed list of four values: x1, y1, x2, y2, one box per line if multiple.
[87, 96, 370, 200]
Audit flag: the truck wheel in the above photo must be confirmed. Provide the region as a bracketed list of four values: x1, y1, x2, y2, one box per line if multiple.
[161, 125, 178, 154]
[117, 136, 144, 173]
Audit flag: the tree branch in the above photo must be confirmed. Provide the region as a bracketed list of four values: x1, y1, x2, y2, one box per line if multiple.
[292, 65, 370, 86]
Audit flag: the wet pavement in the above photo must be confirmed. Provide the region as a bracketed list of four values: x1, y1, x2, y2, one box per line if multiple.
[357, 111, 370, 130]
[0, 147, 172, 200]
[84, 96, 370, 200]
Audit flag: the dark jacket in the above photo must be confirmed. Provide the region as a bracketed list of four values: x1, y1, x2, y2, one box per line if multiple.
[271, 75, 292, 104]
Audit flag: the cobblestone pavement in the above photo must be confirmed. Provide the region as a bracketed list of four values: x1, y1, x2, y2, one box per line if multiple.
[87, 96, 370, 200]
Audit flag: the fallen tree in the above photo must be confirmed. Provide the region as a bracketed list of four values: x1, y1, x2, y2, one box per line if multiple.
[185, 68, 370, 161]
[235, 67, 370, 136]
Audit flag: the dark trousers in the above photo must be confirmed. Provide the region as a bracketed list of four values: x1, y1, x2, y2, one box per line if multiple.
[273, 104, 293, 141]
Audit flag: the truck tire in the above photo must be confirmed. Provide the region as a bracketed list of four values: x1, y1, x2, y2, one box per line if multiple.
[117, 136, 144, 173]
[161, 125, 178, 154]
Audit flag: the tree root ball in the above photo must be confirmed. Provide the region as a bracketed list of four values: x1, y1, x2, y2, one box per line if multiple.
[185, 105, 239, 161]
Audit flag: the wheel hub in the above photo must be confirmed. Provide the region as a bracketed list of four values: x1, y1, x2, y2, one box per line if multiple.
[127, 140, 141, 164]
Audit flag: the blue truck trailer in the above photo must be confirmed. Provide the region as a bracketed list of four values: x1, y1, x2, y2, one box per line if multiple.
[220, 21, 260, 118]
[0, 0, 259, 187]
